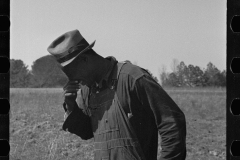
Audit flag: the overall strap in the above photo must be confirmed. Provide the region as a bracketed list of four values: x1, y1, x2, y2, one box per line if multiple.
[113, 61, 134, 116]
[109, 61, 127, 89]
[116, 61, 127, 79]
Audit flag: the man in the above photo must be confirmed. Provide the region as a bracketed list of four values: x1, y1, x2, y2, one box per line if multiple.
[47, 29, 187, 160]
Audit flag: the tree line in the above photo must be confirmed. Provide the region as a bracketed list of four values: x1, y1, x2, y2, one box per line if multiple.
[10, 55, 68, 88]
[10, 56, 226, 88]
[159, 61, 226, 87]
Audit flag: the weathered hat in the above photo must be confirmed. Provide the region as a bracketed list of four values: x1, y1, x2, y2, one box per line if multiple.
[47, 29, 95, 67]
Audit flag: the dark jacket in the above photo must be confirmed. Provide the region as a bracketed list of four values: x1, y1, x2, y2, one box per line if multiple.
[63, 58, 186, 160]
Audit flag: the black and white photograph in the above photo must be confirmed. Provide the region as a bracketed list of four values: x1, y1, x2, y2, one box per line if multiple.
[10, 1, 226, 160]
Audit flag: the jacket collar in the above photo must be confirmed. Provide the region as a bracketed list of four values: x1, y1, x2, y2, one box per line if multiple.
[95, 56, 118, 89]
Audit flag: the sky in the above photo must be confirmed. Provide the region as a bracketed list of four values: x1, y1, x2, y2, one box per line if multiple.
[10, 0, 226, 78]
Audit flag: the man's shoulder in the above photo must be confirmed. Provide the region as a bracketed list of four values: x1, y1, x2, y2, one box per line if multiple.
[118, 62, 146, 81]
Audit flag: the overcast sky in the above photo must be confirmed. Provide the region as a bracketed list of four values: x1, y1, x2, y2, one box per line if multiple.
[10, 0, 226, 77]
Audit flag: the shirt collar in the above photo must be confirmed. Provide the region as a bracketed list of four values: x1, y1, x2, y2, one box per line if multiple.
[96, 56, 118, 89]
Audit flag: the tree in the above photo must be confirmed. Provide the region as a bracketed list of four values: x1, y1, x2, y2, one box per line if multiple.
[168, 72, 180, 87]
[219, 70, 226, 87]
[159, 65, 169, 86]
[213, 70, 226, 87]
[145, 69, 159, 83]
[171, 58, 179, 73]
[204, 62, 221, 86]
[30, 55, 68, 88]
[10, 59, 30, 88]
[159, 60, 225, 88]
[176, 61, 188, 86]
[186, 65, 204, 87]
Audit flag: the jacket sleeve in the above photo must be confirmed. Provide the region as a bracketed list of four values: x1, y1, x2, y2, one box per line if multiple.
[133, 75, 187, 160]
[62, 85, 93, 140]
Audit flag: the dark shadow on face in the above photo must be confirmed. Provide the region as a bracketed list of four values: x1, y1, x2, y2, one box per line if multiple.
[61, 49, 100, 87]
[62, 55, 87, 81]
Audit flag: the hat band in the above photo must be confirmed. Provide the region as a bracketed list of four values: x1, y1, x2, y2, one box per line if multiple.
[57, 38, 89, 64]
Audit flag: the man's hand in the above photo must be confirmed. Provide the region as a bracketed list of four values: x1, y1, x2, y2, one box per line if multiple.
[63, 80, 81, 113]
[63, 80, 81, 94]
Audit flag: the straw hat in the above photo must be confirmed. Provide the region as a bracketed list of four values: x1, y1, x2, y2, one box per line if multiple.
[47, 29, 95, 67]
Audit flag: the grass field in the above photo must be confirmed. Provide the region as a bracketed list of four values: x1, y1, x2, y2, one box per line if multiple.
[10, 88, 226, 160]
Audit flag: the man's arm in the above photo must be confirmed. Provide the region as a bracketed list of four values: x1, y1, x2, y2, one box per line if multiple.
[62, 81, 93, 140]
[134, 75, 186, 160]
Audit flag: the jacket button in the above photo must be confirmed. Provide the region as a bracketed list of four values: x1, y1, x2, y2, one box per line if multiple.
[105, 119, 108, 123]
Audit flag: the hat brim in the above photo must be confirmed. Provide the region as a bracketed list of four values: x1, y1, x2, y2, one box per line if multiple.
[81, 40, 95, 54]
[60, 40, 96, 67]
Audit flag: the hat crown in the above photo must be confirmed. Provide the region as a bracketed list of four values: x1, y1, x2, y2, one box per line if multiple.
[47, 29, 84, 59]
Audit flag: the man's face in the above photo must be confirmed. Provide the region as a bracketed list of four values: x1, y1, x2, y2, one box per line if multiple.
[62, 55, 95, 87]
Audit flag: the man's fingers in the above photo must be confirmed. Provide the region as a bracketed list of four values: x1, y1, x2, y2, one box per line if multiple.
[67, 80, 80, 85]
[64, 88, 79, 93]
[63, 80, 81, 89]
[65, 92, 76, 96]
[64, 85, 81, 91]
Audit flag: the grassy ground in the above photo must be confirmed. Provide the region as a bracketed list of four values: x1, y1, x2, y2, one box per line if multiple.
[10, 88, 226, 160]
